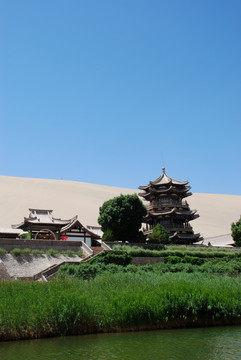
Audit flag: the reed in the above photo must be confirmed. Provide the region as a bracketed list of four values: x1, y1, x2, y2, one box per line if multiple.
[1, 272, 241, 341]
[112, 245, 241, 259]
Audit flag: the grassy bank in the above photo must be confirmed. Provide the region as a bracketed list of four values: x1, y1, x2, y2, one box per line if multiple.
[112, 244, 241, 259]
[0, 248, 84, 257]
[58, 248, 241, 278]
[1, 272, 241, 341]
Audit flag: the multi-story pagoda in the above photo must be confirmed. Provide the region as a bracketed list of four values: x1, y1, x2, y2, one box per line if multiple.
[138, 168, 201, 244]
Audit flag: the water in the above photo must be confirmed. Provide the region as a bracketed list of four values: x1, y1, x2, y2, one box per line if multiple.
[0, 326, 241, 360]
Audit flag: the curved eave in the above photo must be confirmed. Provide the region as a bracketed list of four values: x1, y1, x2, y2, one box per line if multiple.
[12, 222, 25, 229]
[169, 232, 178, 239]
[170, 232, 200, 240]
[175, 233, 200, 240]
[138, 184, 151, 191]
[172, 180, 189, 186]
[149, 208, 175, 216]
[60, 219, 100, 239]
[175, 209, 197, 216]
[148, 209, 199, 219]
[172, 186, 191, 194]
[152, 185, 191, 194]
[22, 215, 77, 225]
[138, 192, 152, 200]
[151, 172, 189, 187]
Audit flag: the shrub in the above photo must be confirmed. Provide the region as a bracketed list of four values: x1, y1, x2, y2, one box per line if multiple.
[231, 217, 241, 247]
[149, 224, 171, 244]
[61, 250, 75, 257]
[76, 250, 84, 258]
[32, 249, 44, 255]
[165, 256, 183, 264]
[89, 251, 132, 266]
[46, 249, 60, 257]
[0, 248, 7, 255]
[58, 262, 106, 280]
[22, 248, 31, 255]
[10, 248, 22, 256]
[183, 255, 205, 265]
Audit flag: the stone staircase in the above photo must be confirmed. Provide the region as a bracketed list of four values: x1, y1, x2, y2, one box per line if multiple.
[91, 245, 104, 256]
[34, 244, 107, 281]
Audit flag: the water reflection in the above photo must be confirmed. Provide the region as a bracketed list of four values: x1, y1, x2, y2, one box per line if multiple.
[0, 326, 241, 360]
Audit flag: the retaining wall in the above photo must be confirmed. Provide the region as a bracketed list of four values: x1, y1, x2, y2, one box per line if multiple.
[131, 257, 163, 266]
[0, 238, 84, 252]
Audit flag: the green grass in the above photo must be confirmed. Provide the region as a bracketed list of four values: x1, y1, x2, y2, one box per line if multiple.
[58, 256, 241, 279]
[7, 248, 84, 257]
[0, 248, 7, 255]
[10, 248, 22, 256]
[45, 249, 61, 257]
[76, 250, 84, 258]
[0, 273, 241, 341]
[31, 249, 44, 255]
[112, 244, 241, 259]
[61, 250, 75, 257]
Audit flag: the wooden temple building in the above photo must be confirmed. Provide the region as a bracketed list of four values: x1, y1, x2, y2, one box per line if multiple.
[138, 168, 201, 244]
[12, 209, 100, 246]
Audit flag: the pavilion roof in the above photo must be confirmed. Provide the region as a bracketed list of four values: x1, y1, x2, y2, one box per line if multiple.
[12, 209, 77, 229]
[60, 218, 100, 239]
[148, 208, 198, 217]
[139, 168, 189, 191]
[169, 232, 200, 241]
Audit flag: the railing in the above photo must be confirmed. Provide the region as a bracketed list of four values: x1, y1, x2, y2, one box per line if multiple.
[144, 224, 193, 232]
[98, 240, 112, 251]
[162, 224, 193, 230]
[81, 242, 94, 257]
[146, 200, 189, 210]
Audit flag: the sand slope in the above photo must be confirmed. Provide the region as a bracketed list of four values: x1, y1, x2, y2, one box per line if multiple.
[0, 175, 240, 239]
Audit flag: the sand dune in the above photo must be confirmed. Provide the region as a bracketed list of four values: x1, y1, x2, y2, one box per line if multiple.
[0, 175, 240, 239]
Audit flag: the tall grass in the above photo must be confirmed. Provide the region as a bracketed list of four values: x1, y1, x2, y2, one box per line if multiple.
[1, 272, 241, 341]
[112, 244, 241, 259]
[58, 257, 241, 278]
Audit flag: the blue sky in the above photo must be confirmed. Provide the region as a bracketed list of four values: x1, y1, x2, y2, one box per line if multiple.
[1, 0, 241, 195]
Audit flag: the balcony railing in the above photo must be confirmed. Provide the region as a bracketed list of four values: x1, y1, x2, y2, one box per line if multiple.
[146, 200, 189, 211]
[144, 223, 193, 232]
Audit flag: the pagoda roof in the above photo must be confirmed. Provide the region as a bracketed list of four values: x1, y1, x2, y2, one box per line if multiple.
[147, 208, 198, 218]
[12, 209, 77, 229]
[139, 189, 192, 200]
[152, 186, 191, 194]
[139, 168, 189, 191]
[169, 232, 200, 241]
[60, 219, 100, 239]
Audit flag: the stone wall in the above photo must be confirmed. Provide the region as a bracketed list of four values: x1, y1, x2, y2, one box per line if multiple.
[131, 257, 163, 266]
[0, 238, 84, 252]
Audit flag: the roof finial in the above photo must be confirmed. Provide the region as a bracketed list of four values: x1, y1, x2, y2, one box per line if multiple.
[162, 167, 165, 174]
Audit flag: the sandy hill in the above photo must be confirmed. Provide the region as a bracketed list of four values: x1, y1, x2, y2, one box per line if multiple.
[0, 175, 240, 239]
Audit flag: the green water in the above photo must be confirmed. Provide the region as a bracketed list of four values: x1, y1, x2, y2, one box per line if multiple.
[0, 327, 241, 360]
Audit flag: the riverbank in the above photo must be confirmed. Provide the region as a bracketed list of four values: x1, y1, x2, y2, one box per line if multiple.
[1, 272, 241, 341]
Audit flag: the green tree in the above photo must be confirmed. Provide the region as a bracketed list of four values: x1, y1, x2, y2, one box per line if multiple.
[231, 217, 241, 247]
[149, 223, 171, 244]
[98, 194, 147, 242]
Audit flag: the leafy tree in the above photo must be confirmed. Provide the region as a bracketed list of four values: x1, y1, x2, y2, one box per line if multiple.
[148, 223, 171, 244]
[98, 194, 147, 242]
[231, 217, 241, 247]
[102, 228, 115, 242]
